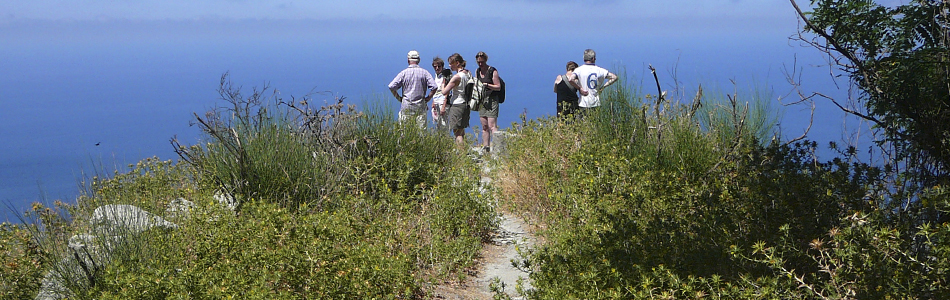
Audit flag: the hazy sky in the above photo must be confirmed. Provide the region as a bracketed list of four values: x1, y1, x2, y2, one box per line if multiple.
[1, 0, 819, 43]
[3, 1, 789, 22]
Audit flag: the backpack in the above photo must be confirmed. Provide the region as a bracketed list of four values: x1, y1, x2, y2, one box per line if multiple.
[487, 67, 506, 104]
[469, 77, 490, 110]
[462, 73, 484, 110]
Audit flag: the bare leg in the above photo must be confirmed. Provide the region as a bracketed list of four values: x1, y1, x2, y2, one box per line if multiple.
[488, 117, 498, 143]
[480, 116, 491, 148]
[454, 128, 466, 145]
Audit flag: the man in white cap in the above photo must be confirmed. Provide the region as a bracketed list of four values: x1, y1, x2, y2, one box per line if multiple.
[389, 50, 438, 128]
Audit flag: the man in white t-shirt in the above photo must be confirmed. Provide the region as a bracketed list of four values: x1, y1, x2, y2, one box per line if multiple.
[572, 49, 618, 110]
[430, 56, 450, 130]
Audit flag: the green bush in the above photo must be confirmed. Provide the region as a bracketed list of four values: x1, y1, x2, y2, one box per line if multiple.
[79, 156, 203, 217]
[0, 222, 44, 299]
[174, 76, 338, 212]
[79, 201, 420, 299]
[496, 76, 936, 298]
[9, 75, 496, 299]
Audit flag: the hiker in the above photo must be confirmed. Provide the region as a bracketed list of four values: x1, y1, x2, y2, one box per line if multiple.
[553, 61, 587, 118]
[430, 56, 452, 131]
[440, 53, 472, 145]
[388, 50, 438, 128]
[573, 49, 618, 113]
[474, 51, 501, 152]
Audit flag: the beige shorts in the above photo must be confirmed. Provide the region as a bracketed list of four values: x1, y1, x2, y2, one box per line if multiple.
[478, 97, 499, 118]
[447, 103, 470, 131]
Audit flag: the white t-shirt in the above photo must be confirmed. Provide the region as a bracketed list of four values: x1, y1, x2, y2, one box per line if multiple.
[450, 71, 471, 105]
[573, 64, 609, 108]
[432, 72, 448, 105]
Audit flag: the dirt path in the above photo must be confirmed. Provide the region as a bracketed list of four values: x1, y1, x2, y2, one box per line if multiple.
[474, 212, 535, 297]
[430, 211, 535, 300]
[430, 149, 536, 299]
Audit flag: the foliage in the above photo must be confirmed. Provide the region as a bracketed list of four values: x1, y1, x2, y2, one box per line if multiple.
[795, 0, 950, 185]
[174, 74, 344, 212]
[79, 156, 202, 217]
[735, 203, 950, 299]
[5, 75, 496, 299]
[498, 74, 949, 298]
[78, 202, 422, 299]
[0, 222, 44, 299]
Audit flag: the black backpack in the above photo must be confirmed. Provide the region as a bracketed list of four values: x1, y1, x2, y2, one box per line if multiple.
[486, 67, 506, 103]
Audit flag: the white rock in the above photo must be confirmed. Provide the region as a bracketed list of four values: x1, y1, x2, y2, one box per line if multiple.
[164, 198, 195, 220]
[213, 191, 237, 211]
[90, 204, 177, 235]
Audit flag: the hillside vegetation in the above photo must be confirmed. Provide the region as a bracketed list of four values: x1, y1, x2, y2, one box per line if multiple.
[2, 76, 495, 299]
[3, 70, 949, 299]
[498, 78, 950, 298]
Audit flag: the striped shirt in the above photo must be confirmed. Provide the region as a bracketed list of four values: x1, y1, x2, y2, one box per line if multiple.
[388, 64, 437, 112]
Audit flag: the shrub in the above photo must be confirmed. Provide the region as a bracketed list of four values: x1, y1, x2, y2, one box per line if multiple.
[174, 75, 339, 212]
[78, 201, 421, 299]
[14, 74, 497, 299]
[0, 222, 44, 299]
[497, 76, 906, 298]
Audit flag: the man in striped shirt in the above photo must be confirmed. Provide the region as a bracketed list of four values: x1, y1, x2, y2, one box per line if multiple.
[389, 50, 438, 128]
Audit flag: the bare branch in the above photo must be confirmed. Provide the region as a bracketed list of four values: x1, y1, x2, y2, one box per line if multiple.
[649, 64, 664, 116]
[790, 0, 882, 96]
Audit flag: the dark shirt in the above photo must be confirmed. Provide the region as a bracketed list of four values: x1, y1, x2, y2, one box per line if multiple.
[477, 66, 499, 100]
[556, 75, 579, 103]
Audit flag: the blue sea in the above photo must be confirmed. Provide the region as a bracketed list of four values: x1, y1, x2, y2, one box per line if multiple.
[0, 20, 864, 222]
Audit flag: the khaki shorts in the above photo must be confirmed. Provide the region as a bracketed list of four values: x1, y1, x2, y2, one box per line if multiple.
[447, 103, 470, 131]
[478, 96, 499, 118]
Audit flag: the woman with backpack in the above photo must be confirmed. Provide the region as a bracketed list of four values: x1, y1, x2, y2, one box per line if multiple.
[440, 53, 472, 145]
[474, 51, 501, 153]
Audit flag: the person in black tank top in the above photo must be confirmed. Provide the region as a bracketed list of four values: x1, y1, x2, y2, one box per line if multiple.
[475, 51, 501, 152]
[554, 61, 585, 118]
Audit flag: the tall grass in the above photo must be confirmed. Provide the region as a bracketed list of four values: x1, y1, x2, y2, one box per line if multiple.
[7, 74, 497, 298]
[174, 75, 339, 212]
[497, 73, 903, 298]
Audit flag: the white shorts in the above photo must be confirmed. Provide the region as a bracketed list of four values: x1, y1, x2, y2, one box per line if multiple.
[398, 109, 426, 129]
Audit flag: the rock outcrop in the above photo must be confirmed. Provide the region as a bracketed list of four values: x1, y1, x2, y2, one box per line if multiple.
[36, 204, 178, 300]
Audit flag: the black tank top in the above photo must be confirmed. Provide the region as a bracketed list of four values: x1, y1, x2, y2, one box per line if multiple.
[556, 75, 579, 103]
[478, 67, 498, 99]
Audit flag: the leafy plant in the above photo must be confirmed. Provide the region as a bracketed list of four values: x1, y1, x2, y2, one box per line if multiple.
[496, 74, 919, 298]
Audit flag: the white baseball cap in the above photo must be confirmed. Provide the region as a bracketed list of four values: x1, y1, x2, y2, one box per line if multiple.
[407, 50, 420, 60]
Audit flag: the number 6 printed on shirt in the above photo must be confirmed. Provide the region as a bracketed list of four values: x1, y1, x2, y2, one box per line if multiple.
[587, 73, 598, 90]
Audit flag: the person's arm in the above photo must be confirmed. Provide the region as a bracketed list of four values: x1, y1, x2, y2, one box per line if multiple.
[442, 74, 460, 97]
[440, 74, 461, 114]
[390, 89, 401, 101]
[433, 76, 449, 110]
[569, 73, 588, 96]
[488, 68, 501, 91]
[388, 72, 403, 101]
[554, 75, 560, 93]
[597, 72, 618, 93]
[424, 73, 437, 103]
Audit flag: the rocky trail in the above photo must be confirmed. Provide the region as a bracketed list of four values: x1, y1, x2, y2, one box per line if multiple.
[431, 211, 536, 300]
[431, 142, 537, 300]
